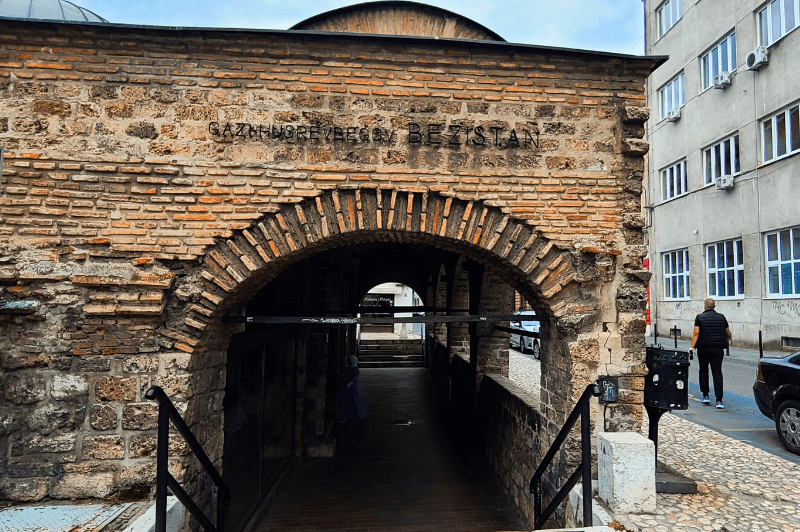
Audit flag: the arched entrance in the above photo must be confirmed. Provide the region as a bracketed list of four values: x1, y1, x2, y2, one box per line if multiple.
[151, 188, 633, 528]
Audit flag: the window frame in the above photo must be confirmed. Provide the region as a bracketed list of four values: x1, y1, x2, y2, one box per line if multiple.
[663, 248, 691, 301]
[761, 103, 800, 164]
[765, 227, 800, 297]
[658, 72, 685, 121]
[758, 0, 800, 47]
[702, 133, 740, 185]
[706, 239, 745, 299]
[660, 159, 688, 202]
[700, 32, 737, 91]
[657, 0, 683, 38]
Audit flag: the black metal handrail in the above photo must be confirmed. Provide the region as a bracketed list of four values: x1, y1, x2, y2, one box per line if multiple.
[145, 386, 230, 532]
[529, 383, 600, 530]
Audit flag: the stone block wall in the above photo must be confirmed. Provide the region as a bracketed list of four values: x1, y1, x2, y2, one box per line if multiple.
[0, 20, 652, 254]
[475, 374, 542, 526]
[0, 17, 658, 506]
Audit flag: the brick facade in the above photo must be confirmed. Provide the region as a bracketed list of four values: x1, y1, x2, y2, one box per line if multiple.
[0, 14, 658, 521]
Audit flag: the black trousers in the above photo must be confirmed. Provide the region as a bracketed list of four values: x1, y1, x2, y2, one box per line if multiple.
[697, 347, 724, 401]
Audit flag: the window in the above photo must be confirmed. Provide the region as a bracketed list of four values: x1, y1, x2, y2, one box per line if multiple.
[758, 0, 800, 46]
[657, 0, 683, 37]
[701, 33, 736, 90]
[706, 239, 744, 298]
[762, 103, 800, 163]
[664, 249, 690, 300]
[661, 160, 687, 201]
[703, 134, 740, 185]
[766, 227, 800, 296]
[658, 73, 685, 120]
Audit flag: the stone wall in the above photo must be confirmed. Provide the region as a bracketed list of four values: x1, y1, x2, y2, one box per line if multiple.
[0, 17, 657, 505]
[475, 373, 542, 526]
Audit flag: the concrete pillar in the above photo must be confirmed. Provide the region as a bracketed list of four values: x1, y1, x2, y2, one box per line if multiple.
[597, 432, 656, 514]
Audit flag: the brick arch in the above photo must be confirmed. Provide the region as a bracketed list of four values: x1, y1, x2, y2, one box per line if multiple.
[164, 188, 579, 350]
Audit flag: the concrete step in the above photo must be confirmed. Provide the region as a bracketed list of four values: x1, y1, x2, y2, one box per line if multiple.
[357, 349, 421, 354]
[359, 360, 424, 368]
[539, 526, 614, 532]
[358, 342, 422, 350]
[358, 355, 423, 366]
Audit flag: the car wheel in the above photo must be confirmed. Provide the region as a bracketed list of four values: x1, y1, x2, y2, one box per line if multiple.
[531, 341, 541, 360]
[775, 400, 800, 455]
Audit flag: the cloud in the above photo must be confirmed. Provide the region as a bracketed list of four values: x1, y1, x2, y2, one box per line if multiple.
[78, 0, 645, 54]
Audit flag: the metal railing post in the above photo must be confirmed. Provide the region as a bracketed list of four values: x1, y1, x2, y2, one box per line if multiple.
[155, 400, 169, 532]
[580, 398, 592, 527]
[530, 383, 600, 530]
[146, 386, 230, 532]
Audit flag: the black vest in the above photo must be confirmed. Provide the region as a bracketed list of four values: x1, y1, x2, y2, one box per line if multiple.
[695, 310, 728, 348]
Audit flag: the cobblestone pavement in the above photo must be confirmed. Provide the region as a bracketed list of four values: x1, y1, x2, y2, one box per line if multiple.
[508, 350, 800, 532]
[507, 349, 541, 398]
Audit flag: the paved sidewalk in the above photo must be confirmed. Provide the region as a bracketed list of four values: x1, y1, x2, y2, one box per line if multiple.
[508, 351, 800, 532]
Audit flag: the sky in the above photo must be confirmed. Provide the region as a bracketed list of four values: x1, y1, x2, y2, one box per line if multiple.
[76, 0, 646, 56]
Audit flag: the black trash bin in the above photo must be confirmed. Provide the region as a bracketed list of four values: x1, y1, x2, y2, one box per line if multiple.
[645, 344, 690, 460]
[645, 345, 690, 410]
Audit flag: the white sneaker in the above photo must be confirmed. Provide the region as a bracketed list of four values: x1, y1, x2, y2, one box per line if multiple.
[701, 396, 710, 404]
[716, 401, 724, 409]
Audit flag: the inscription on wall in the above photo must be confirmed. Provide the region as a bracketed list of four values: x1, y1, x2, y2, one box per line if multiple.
[208, 122, 540, 149]
[772, 300, 800, 319]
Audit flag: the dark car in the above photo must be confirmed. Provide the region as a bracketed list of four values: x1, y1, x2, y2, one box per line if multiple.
[753, 352, 800, 455]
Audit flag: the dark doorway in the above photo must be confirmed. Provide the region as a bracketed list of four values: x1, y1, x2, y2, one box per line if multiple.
[223, 329, 296, 530]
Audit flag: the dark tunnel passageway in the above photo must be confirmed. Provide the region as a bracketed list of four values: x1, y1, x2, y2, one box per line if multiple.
[219, 238, 535, 530]
[251, 367, 528, 531]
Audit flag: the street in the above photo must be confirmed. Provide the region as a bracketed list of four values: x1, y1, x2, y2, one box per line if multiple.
[510, 342, 800, 465]
[646, 336, 800, 464]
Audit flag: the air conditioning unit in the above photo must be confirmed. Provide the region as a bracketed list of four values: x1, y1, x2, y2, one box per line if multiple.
[716, 174, 735, 190]
[713, 71, 732, 89]
[667, 108, 681, 122]
[746, 46, 769, 70]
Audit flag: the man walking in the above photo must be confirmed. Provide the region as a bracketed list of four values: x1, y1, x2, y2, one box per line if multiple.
[690, 298, 732, 409]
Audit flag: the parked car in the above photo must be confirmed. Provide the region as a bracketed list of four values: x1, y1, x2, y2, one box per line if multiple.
[753, 351, 800, 455]
[509, 310, 541, 359]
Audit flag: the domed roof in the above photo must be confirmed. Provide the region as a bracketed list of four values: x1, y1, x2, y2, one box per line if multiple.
[292, 1, 504, 42]
[0, 0, 107, 23]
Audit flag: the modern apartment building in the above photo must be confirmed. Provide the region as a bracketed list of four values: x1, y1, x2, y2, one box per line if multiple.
[644, 0, 800, 350]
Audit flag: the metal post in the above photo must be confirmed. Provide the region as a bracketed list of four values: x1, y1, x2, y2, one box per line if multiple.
[216, 486, 226, 532]
[645, 405, 666, 465]
[155, 401, 169, 532]
[759, 330, 763, 359]
[581, 398, 592, 527]
[670, 326, 680, 348]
